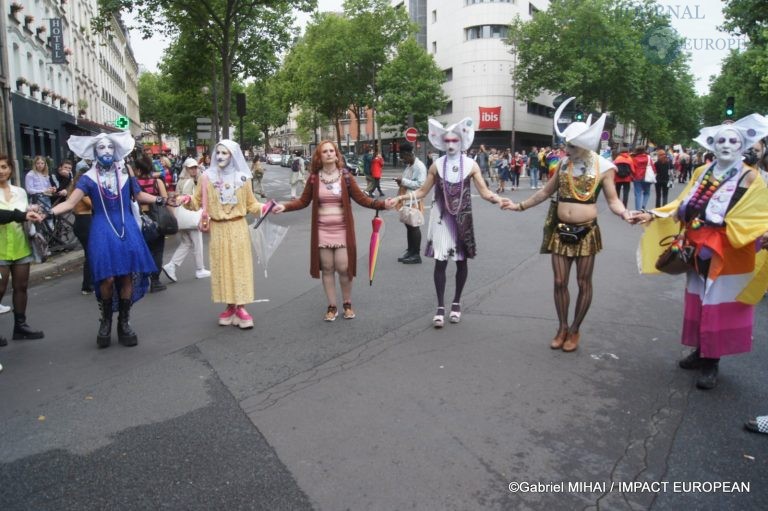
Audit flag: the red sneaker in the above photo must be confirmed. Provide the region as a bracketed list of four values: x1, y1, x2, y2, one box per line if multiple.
[233, 306, 253, 329]
[218, 305, 236, 326]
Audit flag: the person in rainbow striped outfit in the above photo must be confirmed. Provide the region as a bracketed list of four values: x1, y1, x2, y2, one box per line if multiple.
[635, 113, 768, 390]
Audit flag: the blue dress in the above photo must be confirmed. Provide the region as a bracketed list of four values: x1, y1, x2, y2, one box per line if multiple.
[76, 174, 156, 308]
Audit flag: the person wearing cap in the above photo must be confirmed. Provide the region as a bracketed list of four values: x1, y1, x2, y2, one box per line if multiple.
[395, 142, 427, 264]
[162, 158, 210, 283]
[48, 132, 169, 348]
[503, 97, 635, 353]
[635, 113, 768, 390]
[394, 118, 503, 328]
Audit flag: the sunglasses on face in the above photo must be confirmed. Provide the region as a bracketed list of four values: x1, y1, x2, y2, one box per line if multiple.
[717, 137, 739, 145]
[444, 138, 460, 143]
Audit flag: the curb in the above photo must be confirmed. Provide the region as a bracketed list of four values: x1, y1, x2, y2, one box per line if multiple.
[30, 249, 85, 286]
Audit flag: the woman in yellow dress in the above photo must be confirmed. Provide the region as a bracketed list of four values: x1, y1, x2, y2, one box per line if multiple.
[182, 139, 266, 329]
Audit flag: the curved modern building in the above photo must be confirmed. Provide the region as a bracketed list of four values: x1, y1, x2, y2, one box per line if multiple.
[395, 0, 554, 151]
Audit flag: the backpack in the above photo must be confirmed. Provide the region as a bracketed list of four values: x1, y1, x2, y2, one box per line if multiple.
[291, 158, 301, 172]
[616, 163, 632, 178]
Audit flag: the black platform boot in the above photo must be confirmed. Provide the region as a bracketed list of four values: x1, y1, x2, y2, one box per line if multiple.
[97, 299, 113, 348]
[696, 358, 719, 390]
[12, 313, 44, 340]
[678, 348, 703, 370]
[117, 299, 138, 347]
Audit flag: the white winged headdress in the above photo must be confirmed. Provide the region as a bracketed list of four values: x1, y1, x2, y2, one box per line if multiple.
[553, 97, 606, 151]
[428, 117, 475, 152]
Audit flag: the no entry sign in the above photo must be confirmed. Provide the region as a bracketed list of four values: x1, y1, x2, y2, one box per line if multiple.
[405, 127, 418, 142]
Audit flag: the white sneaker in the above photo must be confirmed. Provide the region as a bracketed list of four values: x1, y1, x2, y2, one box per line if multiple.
[162, 263, 178, 283]
[195, 269, 211, 279]
[0, 304, 10, 314]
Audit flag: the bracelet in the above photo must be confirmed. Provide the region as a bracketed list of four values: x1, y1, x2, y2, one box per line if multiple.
[155, 196, 167, 206]
[519, 201, 526, 211]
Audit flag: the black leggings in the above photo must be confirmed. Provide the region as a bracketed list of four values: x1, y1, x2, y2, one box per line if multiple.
[434, 259, 468, 309]
[615, 182, 630, 208]
[146, 235, 165, 281]
[0, 263, 31, 314]
[655, 182, 669, 208]
[551, 254, 595, 333]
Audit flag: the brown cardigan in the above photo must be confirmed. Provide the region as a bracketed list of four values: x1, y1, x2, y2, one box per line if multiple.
[283, 170, 385, 279]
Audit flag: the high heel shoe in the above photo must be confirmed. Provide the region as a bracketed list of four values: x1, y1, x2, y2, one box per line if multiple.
[449, 303, 461, 324]
[550, 329, 568, 349]
[433, 307, 445, 328]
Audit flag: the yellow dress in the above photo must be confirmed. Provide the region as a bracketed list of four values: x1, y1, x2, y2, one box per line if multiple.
[187, 179, 263, 304]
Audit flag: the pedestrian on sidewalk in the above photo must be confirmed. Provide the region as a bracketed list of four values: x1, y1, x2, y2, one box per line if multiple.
[163, 158, 210, 283]
[49, 132, 165, 348]
[503, 97, 635, 352]
[135, 156, 169, 293]
[395, 118, 503, 328]
[70, 165, 94, 294]
[273, 140, 395, 321]
[0, 155, 46, 354]
[395, 142, 426, 264]
[362, 147, 375, 197]
[634, 113, 768, 390]
[371, 151, 385, 197]
[289, 150, 306, 200]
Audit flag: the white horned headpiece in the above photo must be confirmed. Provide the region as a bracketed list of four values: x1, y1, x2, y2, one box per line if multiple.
[553, 97, 606, 151]
[428, 117, 475, 153]
[693, 113, 768, 152]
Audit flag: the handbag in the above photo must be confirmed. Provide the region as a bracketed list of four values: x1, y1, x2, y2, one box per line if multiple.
[644, 158, 657, 183]
[655, 232, 694, 274]
[148, 202, 178, 236]
[198, 174, 210, 232]
[26, 222, 50, 263]
[398, 191, 424, 227]
[175, 205, 202, 231]
[139, 212, 160, 243]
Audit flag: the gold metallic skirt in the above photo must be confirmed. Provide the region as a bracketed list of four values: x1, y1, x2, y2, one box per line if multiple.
[546, 220, 602, 257]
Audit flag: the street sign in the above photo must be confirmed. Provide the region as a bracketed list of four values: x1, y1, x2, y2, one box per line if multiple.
[197, 131, 213, 140]
[405, 127, 418, 143]
[196, 117, 212, 124]
[115, 116, 129, 130]
[196, 117, 213, 140]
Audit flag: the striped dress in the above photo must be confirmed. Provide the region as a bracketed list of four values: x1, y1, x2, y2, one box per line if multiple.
[639, 164, 768, 359]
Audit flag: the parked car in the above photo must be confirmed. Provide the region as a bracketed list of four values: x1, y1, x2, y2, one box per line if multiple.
[343, 153, 361, 175]
[266, 153, 283, 165]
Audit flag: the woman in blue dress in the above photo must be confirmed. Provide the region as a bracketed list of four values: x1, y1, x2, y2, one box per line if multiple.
[49, 132, 166, 348]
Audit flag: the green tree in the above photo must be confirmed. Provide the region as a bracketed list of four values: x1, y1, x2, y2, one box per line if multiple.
[138, 72, 174, 146]
[507, 0, 700, 144]
[720, 0, 768, 100]
[96, 0, 314, 138]
[244, 78, 289, 152]
[702, 50, 768, 125]
[377, 38, 448, 135]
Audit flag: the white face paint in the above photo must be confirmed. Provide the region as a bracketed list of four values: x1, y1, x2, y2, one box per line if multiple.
[95, 139, 115, 166]
[713, 128, 742, 165]
[565, 143, 588, 161]
[443, 134, 461, 156]
[216, 145, 232, 169]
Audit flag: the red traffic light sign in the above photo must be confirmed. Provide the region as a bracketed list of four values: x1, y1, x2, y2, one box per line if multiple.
[404, 127, 418, 142]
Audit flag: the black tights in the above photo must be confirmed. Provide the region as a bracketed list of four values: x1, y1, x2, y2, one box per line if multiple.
[0, 263, 31, 314]
[551, 254, 595, 333]
[434, 259, 468, 309]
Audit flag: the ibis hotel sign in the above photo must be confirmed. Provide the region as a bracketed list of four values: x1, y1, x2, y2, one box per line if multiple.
[50, 18, 66, 64]
[478, 107, 501, 130]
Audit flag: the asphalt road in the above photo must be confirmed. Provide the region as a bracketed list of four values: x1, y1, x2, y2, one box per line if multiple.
[1, 168, 766, 510]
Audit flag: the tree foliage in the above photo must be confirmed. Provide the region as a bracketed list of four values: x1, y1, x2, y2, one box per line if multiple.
[96, 0, 314, 138]
[702, 50, 768, 125]
[377, 38, 448, 134]
[137, 72, 174, 145]
[507, 0, 700, 144]
[719, 0, 768, 101]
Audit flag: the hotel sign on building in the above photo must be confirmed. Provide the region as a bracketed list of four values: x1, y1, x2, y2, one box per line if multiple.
[478, 107, 501, 130]
[50, 19, 66, 64]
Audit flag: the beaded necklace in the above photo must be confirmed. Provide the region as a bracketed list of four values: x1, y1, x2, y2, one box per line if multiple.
[686, 163, 738, 229]
[566, 155, 599, 201]
[96, 165, 125, 239]
[441, 155, 465, 216]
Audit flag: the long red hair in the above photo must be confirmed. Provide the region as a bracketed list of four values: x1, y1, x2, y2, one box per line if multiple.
[311, 140, 344, 174]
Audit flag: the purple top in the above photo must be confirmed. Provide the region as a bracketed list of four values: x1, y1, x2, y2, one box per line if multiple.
[24, 171, 51, 195]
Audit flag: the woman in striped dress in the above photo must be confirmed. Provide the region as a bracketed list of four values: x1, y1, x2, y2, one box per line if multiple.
[635, 114, 768, 390]
[395, 118, 502, 328]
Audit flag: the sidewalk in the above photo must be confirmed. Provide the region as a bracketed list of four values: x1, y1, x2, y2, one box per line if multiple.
[29, 249, 85, 285]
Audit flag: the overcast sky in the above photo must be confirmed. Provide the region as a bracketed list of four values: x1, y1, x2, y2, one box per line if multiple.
[126, 0, 735, 96]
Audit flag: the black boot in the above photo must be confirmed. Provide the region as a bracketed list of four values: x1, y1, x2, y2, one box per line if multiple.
[149, 278, 166, 293]
[397, 249, 411, 262]
[117, 299, 138, 347]
[696, 358, 719, 390]
[678, 348, 703, 370]
[12, 313, 44, 340]
[97, 299, 113, 348]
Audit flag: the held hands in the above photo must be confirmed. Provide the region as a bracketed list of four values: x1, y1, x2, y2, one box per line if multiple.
[384, 197, 398, 210]
[25, 211, 44, 223]
[501, 200, 520, 211]
[271, 203, 286, 214]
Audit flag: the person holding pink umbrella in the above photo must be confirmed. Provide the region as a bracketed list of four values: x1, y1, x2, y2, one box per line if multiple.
[273, 141, 396, 321]
[393, 118, 503, 328]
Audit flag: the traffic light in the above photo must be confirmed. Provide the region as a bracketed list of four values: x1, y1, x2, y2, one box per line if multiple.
[574, 110, 585, 122]
[725, 96, 735, 118]
[115, 115, 129, 129]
